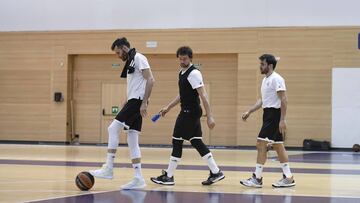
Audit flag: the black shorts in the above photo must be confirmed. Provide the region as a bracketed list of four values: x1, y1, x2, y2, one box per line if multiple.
[258, 108, 284, 143]
[115, 99, 142, 132]
[172, 108, 203, 141]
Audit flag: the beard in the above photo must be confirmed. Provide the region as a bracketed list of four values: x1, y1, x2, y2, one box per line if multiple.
[120, 52, 128, 61]
[260, 67, 269, 74]
[180, 63, 189, 68]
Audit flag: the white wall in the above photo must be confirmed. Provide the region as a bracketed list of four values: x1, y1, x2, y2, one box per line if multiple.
[0, 0, 359, 31]
[332, 68, 360, 148]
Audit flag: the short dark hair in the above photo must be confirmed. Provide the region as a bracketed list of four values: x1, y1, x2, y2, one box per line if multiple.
[176, 46, 193, 58]
[259, 54, 277, 69]
[111, 37, 130, 50]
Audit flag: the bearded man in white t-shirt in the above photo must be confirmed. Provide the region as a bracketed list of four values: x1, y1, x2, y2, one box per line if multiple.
[240, 54, 296, 188]
[90, 37, 155, 190]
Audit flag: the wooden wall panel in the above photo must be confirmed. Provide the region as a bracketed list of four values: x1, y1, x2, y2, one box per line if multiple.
[0, 27, 359, 146]
[237, 53, 262, 145]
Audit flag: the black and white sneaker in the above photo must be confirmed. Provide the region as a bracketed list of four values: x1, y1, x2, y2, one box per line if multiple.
[150, 170, 175, 185]
[202, 170, 225, 185]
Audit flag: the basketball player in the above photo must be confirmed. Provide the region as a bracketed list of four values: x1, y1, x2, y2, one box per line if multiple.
[89, 37, 155, 190]
[150, 46, 224, 186]
[240, 54, 295, 188]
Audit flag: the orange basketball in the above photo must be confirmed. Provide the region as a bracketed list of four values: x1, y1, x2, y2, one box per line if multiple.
[75, 171, 95, 191]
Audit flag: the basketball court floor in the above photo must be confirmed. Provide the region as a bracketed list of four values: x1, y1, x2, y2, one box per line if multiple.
[0, 144, 359, 203]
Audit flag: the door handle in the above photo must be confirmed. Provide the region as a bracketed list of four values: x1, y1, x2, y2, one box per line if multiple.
[102, 108, 115, 116]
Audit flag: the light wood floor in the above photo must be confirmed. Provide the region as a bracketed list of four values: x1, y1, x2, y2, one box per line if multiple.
[0, 144, 359, 203]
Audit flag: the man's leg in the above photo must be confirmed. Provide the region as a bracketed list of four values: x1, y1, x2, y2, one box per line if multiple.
[128, 130, 143, 179]
[150, 137, 183, 185]
[272, 143, 295, 188]
[121, 130, 147, 189]
[240, 139, 268, 188]
[166, 138, 183, 177]
[273, 143, 291, 174]
[255, 140, 268, 178]
[189, 138, 225, 185]
[89, 119, 124, 179]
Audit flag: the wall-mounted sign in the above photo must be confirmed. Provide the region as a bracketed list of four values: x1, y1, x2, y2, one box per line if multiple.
[111, 106, 119, 115]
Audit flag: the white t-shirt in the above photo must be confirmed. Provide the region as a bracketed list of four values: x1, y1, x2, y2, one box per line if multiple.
[180, 65, 204, 89]
[261, 72, 286, 108]
[126, 53, 150, 100]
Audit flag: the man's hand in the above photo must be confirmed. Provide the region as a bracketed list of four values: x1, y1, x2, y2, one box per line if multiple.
[242, 111, 251, 121]
[159, 106, 170, 117]
[207, 116, 216, 129]
[140, 102, 148, 117]
[279, 120, 287, 135]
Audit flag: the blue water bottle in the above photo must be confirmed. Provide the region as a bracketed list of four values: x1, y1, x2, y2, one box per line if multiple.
[151, 114, 161, 122]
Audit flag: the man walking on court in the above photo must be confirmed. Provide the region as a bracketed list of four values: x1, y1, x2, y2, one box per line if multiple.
[89, 37, 155, 190]
[240, 54, 295, 188]
[150, 46, 224, 186]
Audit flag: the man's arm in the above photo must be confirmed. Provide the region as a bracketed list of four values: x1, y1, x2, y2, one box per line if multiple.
[140, 68, 155, 117]
[167, 95, 181, 110]
[196, 86, 215, 129]
[277, 90, 287, 135]
[242, 98, 262, 121]
[160, 95, 180, 117]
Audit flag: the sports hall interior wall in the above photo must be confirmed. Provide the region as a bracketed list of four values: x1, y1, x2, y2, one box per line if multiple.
[0, 27, 359, 147]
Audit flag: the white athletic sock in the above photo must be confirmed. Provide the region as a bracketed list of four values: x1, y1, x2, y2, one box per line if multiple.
[281, 162, 293, 178]
[166, 156, 180, 177]
[254, 164, 264, 179]
[106, 152, 115, 169]
[133, 163, 143, 179]
[202, 153, 220, 174]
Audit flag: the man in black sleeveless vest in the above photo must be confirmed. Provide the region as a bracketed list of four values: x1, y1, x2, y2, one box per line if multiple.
[150, 46, 225, 186]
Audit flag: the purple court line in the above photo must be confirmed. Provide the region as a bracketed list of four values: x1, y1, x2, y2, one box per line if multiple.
[1, 159, 360, 175]
[286, 153, 360, 164]
[29, 190, 360, 203]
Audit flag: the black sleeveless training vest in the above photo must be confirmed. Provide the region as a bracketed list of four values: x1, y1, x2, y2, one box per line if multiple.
[178, 65, 201, 112]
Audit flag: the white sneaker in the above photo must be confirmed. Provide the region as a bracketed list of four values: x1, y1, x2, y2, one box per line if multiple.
[89, 164, 113, 179]
[240, 173, 263, 188]
[121, 177, 146, 190]
[272, 174, 296, 188]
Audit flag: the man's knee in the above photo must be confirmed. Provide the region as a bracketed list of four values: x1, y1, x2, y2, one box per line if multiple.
[171, 138, 184, 158]
[256, 140, 268, 151]
[190, 138, 210, 157]
[127, 130, 141, 159]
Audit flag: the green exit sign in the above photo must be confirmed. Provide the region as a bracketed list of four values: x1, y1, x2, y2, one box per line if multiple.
[112, 63, 121, 68]
[111, 106, 119, 115]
